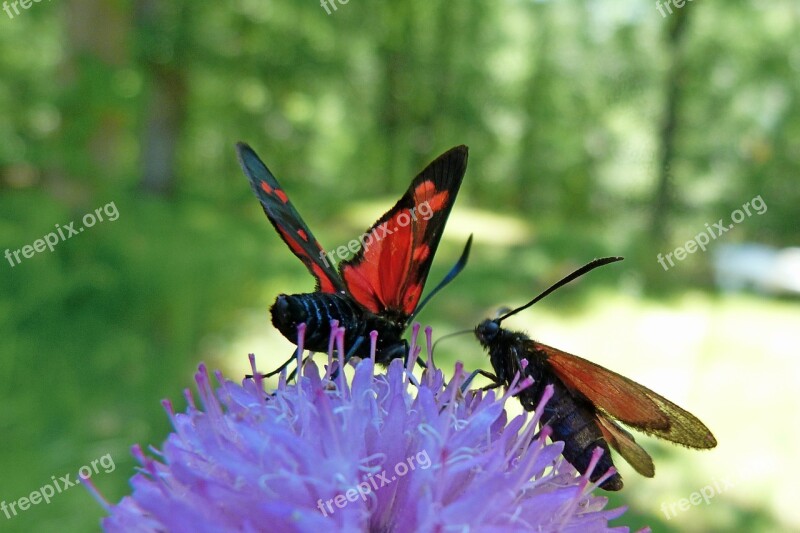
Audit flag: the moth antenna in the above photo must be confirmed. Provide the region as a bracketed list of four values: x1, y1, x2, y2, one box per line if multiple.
[430, 328, 473, 354]
[497, 256, 623, 323]
[409, 234, 472, 323]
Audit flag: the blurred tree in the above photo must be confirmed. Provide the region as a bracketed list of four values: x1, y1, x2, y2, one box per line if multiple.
[58, 0, 130, 194]
[650, 1, 691, 245]
[135, 0, 190, 196]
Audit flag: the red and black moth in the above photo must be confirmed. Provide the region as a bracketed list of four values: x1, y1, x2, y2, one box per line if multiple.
[236, 143, 470, 370]
[473, 257, 717, 490]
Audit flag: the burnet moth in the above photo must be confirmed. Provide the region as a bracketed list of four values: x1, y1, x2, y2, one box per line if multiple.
[237, 143, 470, 373]
[473, 257, 717, 490]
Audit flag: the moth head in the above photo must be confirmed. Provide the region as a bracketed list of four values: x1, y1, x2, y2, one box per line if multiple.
[474, 318, 501, 346]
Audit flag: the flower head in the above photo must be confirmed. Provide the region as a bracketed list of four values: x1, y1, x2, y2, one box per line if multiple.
[97, 324, 629, 532]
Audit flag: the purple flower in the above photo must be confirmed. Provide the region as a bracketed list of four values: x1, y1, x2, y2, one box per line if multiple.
[94, 324, 630, 532]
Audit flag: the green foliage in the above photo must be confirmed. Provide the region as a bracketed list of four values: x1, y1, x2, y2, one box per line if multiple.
[1, 0, 798, 531]
[0, 191, 269, 531]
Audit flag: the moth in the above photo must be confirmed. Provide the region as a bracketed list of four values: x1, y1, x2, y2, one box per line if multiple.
[474, 257, 717, 490]
[237, 143, 469, 372]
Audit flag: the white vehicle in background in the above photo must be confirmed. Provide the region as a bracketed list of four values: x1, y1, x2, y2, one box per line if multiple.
[713, 244, 800, 296]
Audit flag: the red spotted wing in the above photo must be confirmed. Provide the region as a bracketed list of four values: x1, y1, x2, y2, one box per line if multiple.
[237, 143, 469, 367]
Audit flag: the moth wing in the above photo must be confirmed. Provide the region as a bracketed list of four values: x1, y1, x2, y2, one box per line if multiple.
[237, 143, 345, 294]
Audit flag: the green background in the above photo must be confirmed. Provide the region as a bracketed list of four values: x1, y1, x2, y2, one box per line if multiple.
[1, 1, 798, 531]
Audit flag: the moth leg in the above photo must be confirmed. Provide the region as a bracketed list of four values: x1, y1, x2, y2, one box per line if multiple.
[435, 369, 501, 414]
[246, 351, 295, 380]
[343, 336, 364, 363]
[367, 340, 422, 369]
[329, 336, 365, 380]
[461, 368, 502, 393]
[402, 342, 429, 370]
[286, 354, 314, 382]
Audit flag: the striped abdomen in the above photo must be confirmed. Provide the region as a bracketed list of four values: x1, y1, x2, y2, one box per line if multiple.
[539, 380, 622, 490]
[271, 292, 368, 353]
[477, 325, 623, 490]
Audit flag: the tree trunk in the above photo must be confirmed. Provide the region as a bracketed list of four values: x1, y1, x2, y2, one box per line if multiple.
[135, 0, 189, 196]
[650, 7, 691, 244]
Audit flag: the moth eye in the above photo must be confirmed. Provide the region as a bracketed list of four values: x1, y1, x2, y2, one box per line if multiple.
[482, 320, 500, 339]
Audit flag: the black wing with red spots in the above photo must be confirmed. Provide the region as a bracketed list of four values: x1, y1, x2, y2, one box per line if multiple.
[341, 145, 467, 319]
[236, 142, 345, 294]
